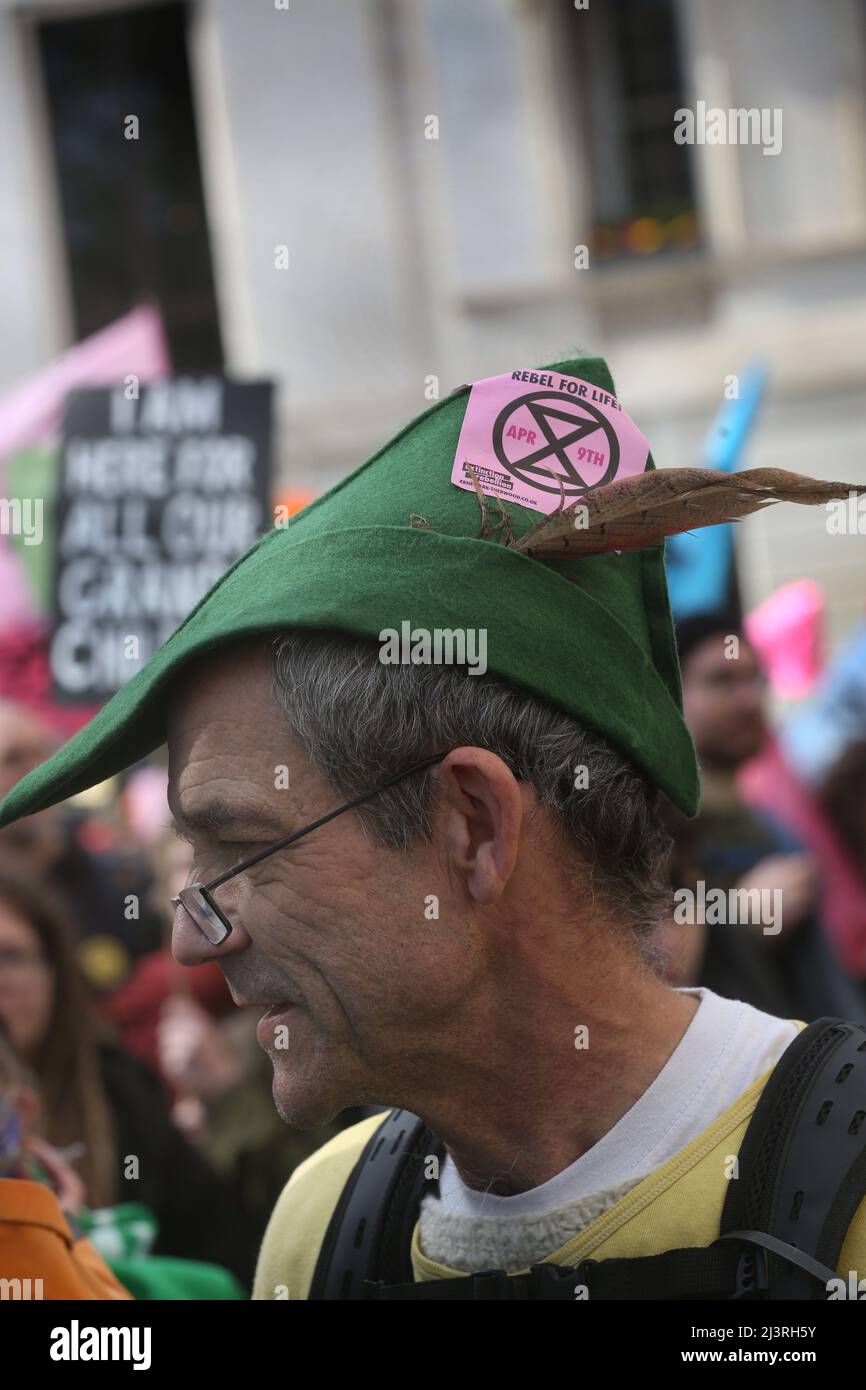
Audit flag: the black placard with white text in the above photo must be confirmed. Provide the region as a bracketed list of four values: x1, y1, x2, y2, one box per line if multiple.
[51, 377, 273, 703]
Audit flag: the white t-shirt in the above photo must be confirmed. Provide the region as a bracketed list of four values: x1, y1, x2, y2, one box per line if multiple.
[418, 987, 798, 1271]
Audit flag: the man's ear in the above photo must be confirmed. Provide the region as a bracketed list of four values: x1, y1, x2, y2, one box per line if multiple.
[435, 748, 528, 906]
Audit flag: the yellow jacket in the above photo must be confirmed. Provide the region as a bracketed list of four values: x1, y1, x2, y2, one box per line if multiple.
[253, 1051, 866, 1300]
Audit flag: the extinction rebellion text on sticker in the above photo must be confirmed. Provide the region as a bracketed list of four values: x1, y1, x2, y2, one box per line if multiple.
[450, 369, 651, 517]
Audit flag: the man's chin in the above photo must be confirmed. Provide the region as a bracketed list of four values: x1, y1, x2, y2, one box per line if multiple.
[269, 1056, 346, 1130]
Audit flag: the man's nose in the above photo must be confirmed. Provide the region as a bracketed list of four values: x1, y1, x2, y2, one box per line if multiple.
[171, 903, 253, 967]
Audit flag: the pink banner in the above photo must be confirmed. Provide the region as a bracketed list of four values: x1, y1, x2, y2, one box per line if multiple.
[0, 303, 170, 467]
[741, 738, 866, 977]
[0, 305, 170, 731]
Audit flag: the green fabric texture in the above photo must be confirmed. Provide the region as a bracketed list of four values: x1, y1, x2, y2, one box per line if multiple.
[108, 1254, 248, 1300]
[76, 1201, 157, 1260]
[0, 353, 699, 824]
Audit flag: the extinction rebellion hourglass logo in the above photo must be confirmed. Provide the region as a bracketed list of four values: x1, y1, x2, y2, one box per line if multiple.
[492, 391, 620, 497]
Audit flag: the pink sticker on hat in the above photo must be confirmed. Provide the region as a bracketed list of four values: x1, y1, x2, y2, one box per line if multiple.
[451, 369, 650, 514]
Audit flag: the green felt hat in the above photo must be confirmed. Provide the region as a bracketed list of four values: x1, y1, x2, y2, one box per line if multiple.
[0, 354, 699, 826]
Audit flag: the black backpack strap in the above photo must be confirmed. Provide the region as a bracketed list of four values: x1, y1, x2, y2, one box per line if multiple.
[719, 1015, 866, 1298]
[308, 1109, 443, 1299]
[370, 1245, 746, 1300]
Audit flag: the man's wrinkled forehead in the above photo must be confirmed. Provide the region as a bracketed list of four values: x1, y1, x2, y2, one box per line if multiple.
[166, 636, 280, 779]
[165, 638, 318, 846]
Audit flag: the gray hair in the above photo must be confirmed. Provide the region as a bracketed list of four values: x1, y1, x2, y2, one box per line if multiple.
[271, 630, 673, 954]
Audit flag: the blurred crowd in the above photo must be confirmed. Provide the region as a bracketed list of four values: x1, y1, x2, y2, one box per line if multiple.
[659, 613, 866, 1022]
[2, 610, 866, 1296]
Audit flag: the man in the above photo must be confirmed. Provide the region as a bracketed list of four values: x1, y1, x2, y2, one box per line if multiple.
[1, 353, 864, 1300]
[675, 613, 866, 1023]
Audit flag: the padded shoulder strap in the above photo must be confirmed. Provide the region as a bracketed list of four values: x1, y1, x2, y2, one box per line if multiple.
[720, 1017, 866, 1298]
[308, 1109, 440, 1299]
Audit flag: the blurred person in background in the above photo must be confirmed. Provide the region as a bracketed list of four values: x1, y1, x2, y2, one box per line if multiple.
[101, 820, 234, 1078]
[653, 801, 707, 991]
[0, 1021, 133, 1300]
[0, 700, 163, 993]
[0, 859, 259, 1286]
[676, 613, 866, 1021]
[157, 989, 372, 1239]
[819, 740, 866, 886]
[655, 795, 795, 1015]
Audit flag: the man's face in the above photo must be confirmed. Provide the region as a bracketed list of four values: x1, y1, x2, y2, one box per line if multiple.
[681, 633, 767, 770]
[167, 641, 483, 1130]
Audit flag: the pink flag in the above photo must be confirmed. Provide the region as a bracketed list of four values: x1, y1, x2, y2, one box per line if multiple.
[0, 303, 170, 468]
[0, 305, 170, 731]
[745, 580, 824, 699]
[740, 738, 866, 976]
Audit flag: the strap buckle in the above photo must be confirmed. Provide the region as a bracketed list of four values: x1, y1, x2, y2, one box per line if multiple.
[468, 1264, 585, 1300]
[731, 1240, 770, 1299]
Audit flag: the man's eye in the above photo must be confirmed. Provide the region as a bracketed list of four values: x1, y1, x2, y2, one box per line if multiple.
[219, 840, 268, 858]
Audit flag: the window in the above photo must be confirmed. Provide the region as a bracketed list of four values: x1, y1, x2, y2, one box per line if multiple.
[37, 1, 222, 369]
[558, 0, 700, 263]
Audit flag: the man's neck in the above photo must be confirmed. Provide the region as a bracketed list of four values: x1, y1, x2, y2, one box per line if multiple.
[413, 961, 701, 1198]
